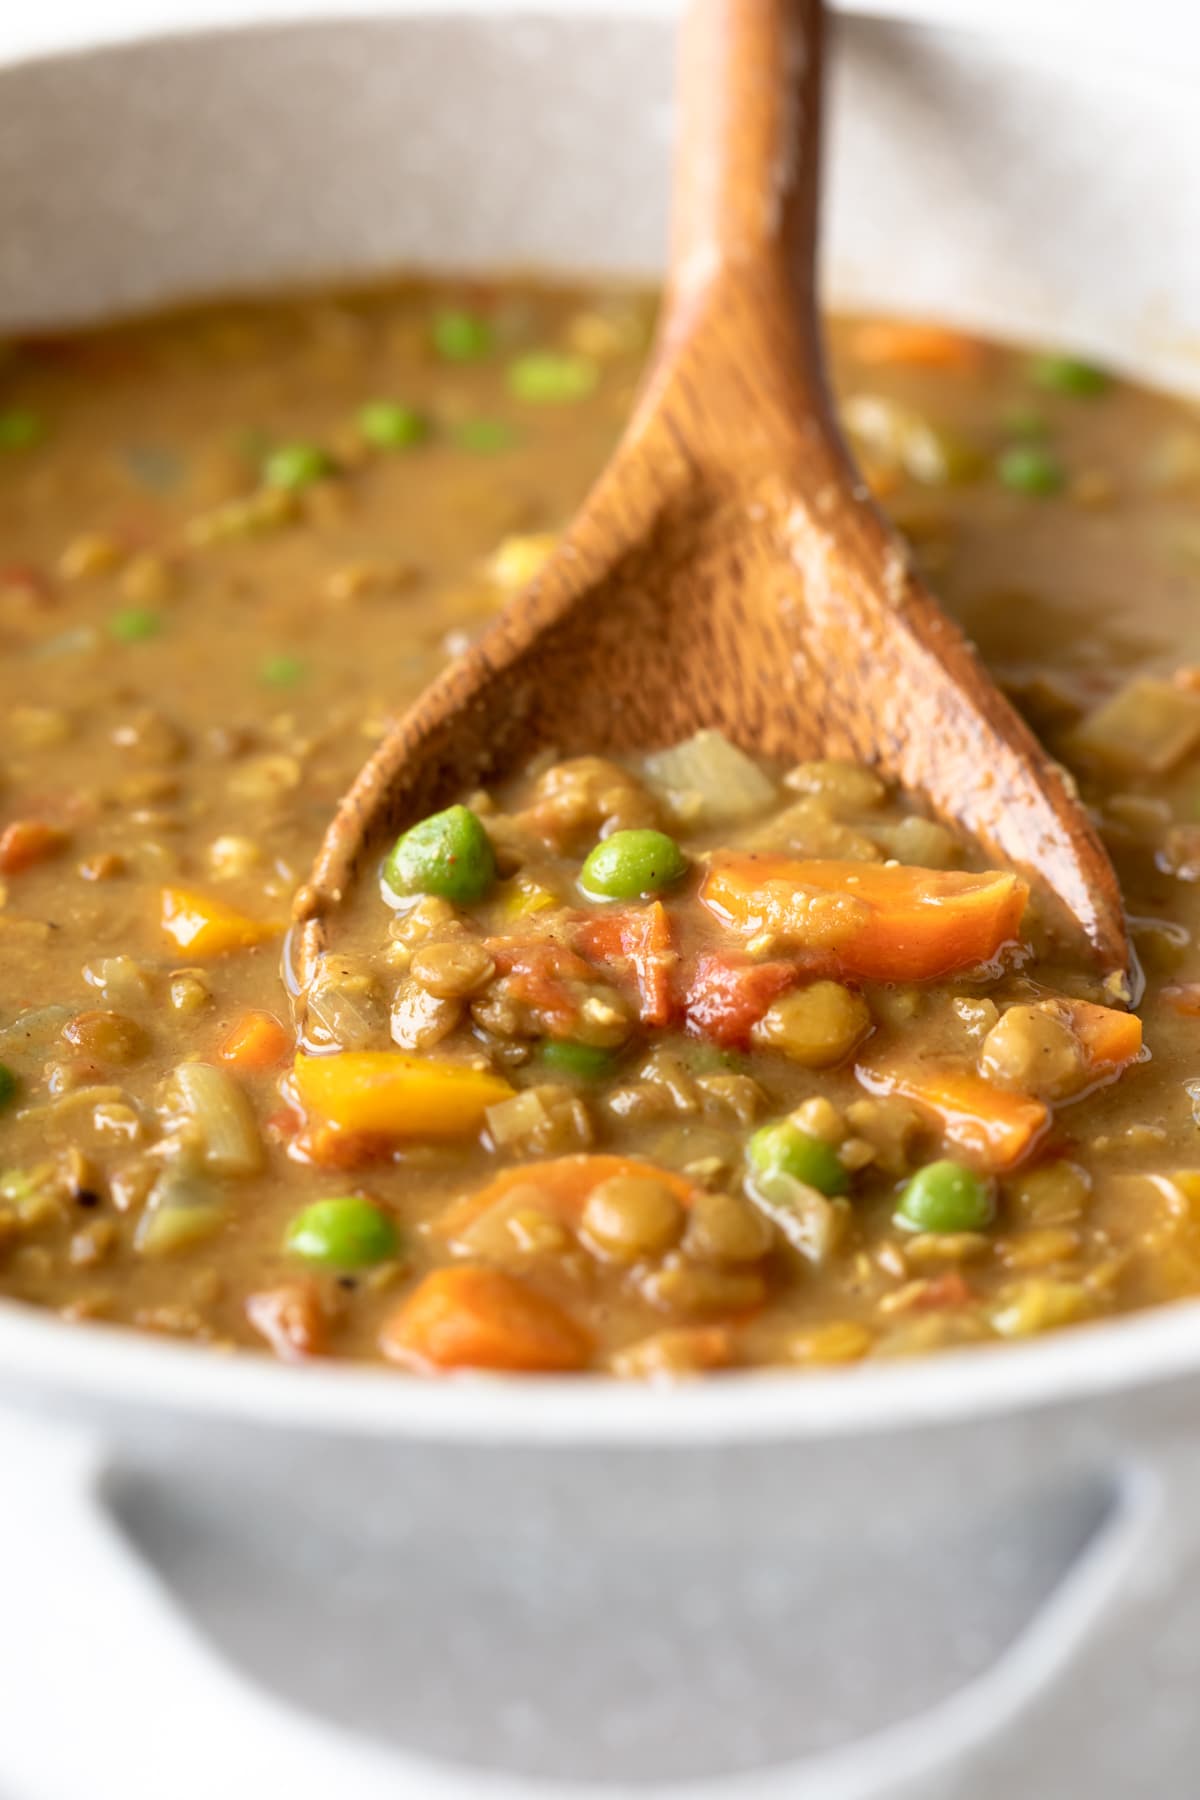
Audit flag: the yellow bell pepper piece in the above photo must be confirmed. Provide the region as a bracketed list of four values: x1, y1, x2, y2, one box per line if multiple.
[495, 873, 558, 921]
[160, 886, 282, 957]
[293, 1051, 513, 1139]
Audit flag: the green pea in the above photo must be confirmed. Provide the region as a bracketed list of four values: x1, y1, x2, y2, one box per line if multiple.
[262, 443, 332, 491]
[431, 309, 493, 362]
[580, 829, 688, 901]
[357, 401, 429, 450]
[452, 418, 516, 455]
[508, 351, 598, 404]
[0, 1065, 18, 1110]
[284, 1197, 400, 1270]
[260, 652, 308, 688]
[996, 443, 1065, 497]
[1029, 353, 1110, 398]
[895, 1159, 994, 1234]
[109, 607, 163, 643]
[538, 1040, 618, 1081]
[383, 804, 496, 904]
[0, 408, 43, 450]
[747, 1120, 848, 1197]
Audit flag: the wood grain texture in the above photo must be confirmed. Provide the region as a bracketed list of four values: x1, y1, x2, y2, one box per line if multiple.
[292, 0, 1128, 992]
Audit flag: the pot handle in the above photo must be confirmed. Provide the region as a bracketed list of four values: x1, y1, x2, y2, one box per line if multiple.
[1, 1407, 1182, 1800]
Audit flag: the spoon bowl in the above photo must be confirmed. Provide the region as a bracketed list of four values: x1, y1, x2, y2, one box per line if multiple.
[293, 0, 1128, 994]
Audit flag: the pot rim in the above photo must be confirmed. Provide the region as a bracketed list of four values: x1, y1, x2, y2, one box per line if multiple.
[6, 1295, 1198, 1443]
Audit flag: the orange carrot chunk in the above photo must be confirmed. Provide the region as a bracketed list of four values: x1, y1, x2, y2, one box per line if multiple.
[381, 1266, 591, 1373]
[859, 1062, 1048, 1171]
[851, 319, 987, 372]
[219, 1009, 292, 1071]
[433, 1152, 697, 1241]
[0, 819, 67, 874]
[245, 1279, 328, 1361]
[701, 856, 1028, 982]
[1058, 998, 1142, 1073]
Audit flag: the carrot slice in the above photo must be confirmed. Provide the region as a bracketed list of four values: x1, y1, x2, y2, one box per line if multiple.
[859, 1062, 1048, 1171]
[851, 319, 987, 372]
[381, 1266, 591, 1373]
[1057, 998, 1142, 1073]
[576, 901, 678, 1027]
[246, 1279, 328, 1361]
[219, 1009, 291, 1071]
[0, 819, 67, 874]
[701, 855, 1028, 982]
[681, 951, 801, 1046]
[433, 1152, 697, 1242]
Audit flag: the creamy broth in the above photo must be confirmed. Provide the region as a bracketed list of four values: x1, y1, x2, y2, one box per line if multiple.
[0, 290, 1198, 1372]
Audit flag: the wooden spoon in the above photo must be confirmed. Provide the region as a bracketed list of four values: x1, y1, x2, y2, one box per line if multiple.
[292, 0, 1128, 995]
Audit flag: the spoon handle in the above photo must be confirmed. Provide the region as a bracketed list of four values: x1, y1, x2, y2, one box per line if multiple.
[671, 0, 824, 305]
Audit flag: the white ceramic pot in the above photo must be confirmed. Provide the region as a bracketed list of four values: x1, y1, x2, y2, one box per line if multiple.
[2, 11, 1199, 1799]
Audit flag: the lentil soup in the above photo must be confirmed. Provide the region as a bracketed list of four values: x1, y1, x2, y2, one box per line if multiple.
[1, 287, 1199, 1375]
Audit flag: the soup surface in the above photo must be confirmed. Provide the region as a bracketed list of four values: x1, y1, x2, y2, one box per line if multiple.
[1, 284, 1199, 1374]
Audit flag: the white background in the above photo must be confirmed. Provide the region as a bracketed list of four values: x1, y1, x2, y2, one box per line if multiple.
[2, 0, 1200, 76]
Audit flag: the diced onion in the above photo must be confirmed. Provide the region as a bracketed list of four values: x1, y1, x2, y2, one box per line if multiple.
[306, 979, 385, 1051]
[843, 391, 984, 487]
[641, 731, 776, 829]
[135, 1160, 226, 1256]
[82, 955, 154, 1006]
[485, 1088, 549, 1147]
[0, 1004, 74, 1053]
[745, 1167, 841, 1264]
[158, 1061, 263, 1176]
[28, 626, 101, 661]
[1067, 677, 1200, 775]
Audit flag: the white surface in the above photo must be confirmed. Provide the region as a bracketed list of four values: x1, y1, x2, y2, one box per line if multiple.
[0, 1407, 1165, 1800]
[3, 0, 1200, 71]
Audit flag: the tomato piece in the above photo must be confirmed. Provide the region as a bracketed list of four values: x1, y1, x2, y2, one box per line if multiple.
[681, 951, 801, 1047]
[485, 937, 605, 1037]
[576, 901, 678, 1027]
